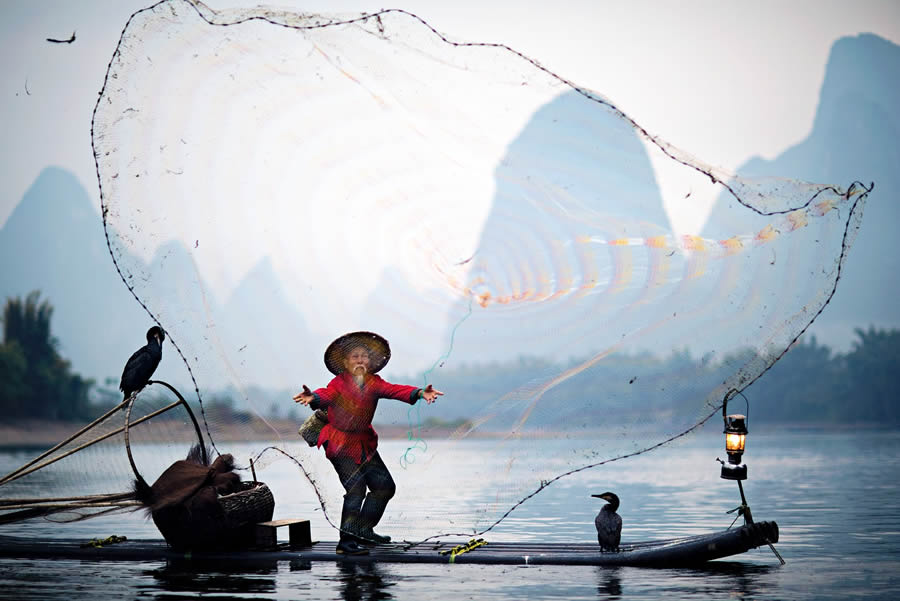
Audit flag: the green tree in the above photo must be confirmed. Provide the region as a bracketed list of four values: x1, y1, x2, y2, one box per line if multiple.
[0, 291, 94, 420]
[842, 327, 900, 423]
[744, 336, 841, 422]
[0, 340, 29, 413]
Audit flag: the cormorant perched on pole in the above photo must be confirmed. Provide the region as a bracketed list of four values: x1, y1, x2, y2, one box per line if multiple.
[120, 326, 165, 402]
[592, 491, 622, 552]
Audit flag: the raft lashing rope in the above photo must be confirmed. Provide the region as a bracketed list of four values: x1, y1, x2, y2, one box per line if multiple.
[80, 535, 128, 549]
[439, 538, 488, 562]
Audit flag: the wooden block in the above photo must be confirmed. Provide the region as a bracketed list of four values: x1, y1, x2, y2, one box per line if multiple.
[254, 519, 312, 548]
[254, 523, 278, 548]
[287, 520, 312, 548]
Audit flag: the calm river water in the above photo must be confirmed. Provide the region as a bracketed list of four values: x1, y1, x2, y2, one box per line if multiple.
[1, 429, 899, 600]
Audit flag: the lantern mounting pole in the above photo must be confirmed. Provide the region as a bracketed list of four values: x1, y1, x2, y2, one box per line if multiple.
[721, 389, 785, 565]
[736, 479, 753, 524]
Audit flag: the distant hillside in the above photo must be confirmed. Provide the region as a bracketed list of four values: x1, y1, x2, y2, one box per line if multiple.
[435, 89, 674, 365]
[217, 255, 320, 389]
[0, 166, 320, 397]
[5, 34, 896, 396]
[703, 33, 900, 349]
[0, 167, 149, 383]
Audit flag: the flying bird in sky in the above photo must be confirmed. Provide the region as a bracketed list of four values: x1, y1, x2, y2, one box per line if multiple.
[46, 31, 76, 44]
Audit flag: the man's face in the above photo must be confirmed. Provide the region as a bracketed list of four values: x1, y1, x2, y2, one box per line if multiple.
[343, 346, 371, 375]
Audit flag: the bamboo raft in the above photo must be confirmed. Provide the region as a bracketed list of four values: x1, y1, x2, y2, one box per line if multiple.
[0, 520, 778, 567]
[0, 382, 781, 567]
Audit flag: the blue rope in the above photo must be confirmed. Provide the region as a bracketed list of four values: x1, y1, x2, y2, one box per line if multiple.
[400, 297, 473, 468]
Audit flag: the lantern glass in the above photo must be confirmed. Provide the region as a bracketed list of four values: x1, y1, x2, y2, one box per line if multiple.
[720, 412, 748, 480]
[725, 432, 746, 453]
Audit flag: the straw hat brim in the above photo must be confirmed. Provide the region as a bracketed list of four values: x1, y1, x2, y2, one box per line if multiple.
[324, 331, 391, 375]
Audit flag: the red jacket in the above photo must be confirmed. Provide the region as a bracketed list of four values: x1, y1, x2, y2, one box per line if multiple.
[310, 372, 420, 463]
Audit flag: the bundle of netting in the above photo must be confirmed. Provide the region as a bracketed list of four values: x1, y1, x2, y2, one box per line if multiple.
[77, 0, 870, 544]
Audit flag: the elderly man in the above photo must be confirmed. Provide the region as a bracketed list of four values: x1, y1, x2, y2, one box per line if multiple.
[294, 331, 443, 555]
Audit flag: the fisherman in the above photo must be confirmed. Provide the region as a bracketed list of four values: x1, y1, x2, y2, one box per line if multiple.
[293, 331, 443, 555]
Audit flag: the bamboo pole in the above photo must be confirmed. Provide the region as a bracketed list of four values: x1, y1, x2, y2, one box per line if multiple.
[0, 503, 136, 526]
[0, 501, 142, 511]
[0, 492, 135, 506]
[0, 398, 131, 486]
[0, 400, 182, 486]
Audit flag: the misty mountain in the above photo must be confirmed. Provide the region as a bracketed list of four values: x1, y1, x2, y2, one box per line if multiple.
[6, 34, 894, 402]
[216, 255, 319, 391]
[0, 167, 322, 404]
[437, 88, 673, 365]
[703, 33, 900, 348]
[0, 166, 150, 384]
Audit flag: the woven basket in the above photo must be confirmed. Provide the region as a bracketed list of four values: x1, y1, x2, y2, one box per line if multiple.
[219, 481, 275, 530]
[298, 409, 328, 446]
[153, 481, 275, 550]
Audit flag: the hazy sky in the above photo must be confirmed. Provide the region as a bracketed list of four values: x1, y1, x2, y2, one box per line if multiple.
[2, 0, 899, 231]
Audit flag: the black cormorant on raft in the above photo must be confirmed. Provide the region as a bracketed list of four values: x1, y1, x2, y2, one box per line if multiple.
[120, 326, 164, 401]
[593, 491, 622, 552]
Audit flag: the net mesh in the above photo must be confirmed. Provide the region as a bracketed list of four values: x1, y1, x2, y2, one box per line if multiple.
[3, 0, 870, 543]
[0, 385, 203, 525]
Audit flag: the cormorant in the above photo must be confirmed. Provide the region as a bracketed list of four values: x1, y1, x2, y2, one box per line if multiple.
[120, 326, 165, 402]
[592, 491, 622, 552]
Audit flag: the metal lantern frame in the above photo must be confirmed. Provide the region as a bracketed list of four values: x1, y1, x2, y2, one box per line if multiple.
[721, 413, 748, 481]
[719, 391, 754, 523]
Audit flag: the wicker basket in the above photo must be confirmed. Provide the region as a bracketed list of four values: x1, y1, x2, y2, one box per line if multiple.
[298, 409, 328, 446]
[153, 481, 275, 550]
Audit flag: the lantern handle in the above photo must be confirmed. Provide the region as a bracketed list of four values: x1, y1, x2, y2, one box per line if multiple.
[722, 389, 750, 426]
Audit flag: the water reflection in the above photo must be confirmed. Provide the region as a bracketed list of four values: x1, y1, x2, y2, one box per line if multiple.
[147, 558, 278, 599]
[678, 562, 778, 599]
[595, 566, 622, 598]
[592, 560, 781, 600]
[336, 561, 395, 601]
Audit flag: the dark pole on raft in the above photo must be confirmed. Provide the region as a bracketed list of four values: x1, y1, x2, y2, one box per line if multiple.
[719, 390, 784, 565]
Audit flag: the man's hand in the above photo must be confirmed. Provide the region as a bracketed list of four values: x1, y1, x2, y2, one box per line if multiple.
[421, 384, 444, 404]
[293, 384, 314, 405]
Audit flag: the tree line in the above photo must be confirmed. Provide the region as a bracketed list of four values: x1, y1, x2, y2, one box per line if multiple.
[0, 291, 93, 420]
[403, 330, 900, 428]
[743, 327, 898, 425]
[1, 291, 897, 426]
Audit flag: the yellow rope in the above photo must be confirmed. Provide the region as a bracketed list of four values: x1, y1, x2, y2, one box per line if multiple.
[441, 537, 487, 562]
[80, 535, 128, 549]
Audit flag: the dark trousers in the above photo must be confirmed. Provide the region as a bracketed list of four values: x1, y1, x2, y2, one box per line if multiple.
[329, 451, 396, 541]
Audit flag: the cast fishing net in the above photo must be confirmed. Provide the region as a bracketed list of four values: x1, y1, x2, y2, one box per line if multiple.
[2, 0, 870, 543]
